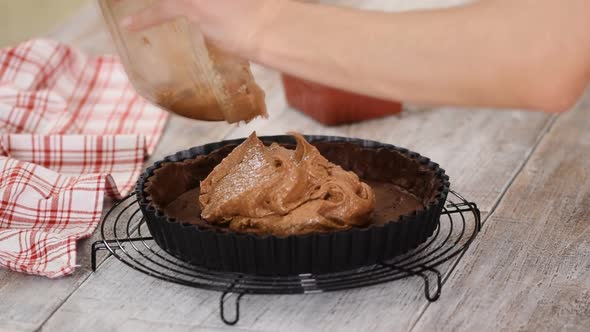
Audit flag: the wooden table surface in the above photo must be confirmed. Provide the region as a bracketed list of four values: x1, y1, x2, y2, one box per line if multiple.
[2, 1, 589, 331]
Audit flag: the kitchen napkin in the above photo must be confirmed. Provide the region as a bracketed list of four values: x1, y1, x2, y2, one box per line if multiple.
[0, 39, 168, 278]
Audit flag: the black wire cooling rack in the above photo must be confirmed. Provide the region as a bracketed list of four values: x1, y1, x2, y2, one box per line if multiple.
[91, 190, 481, 325]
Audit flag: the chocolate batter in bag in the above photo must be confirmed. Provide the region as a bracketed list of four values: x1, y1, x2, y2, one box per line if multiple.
[99, 0, 267, 123]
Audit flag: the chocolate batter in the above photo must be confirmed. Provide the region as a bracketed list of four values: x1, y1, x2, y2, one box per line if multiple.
[199, 133, 375, 236]
[154, 42, 267, 123]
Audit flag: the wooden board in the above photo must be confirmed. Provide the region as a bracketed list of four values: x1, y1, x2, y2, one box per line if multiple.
[414, 91, 590, 331]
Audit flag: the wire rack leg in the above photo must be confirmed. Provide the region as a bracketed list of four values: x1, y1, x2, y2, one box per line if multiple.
[91, 241, 111, 271]
[220, 291, 245, 326]
[381, 263, 442, 302]
[421, 267, 442, 302]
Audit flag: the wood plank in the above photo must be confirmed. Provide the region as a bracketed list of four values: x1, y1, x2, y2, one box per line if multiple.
[37, 259, 472, 332]
[413, 91, 590, 331]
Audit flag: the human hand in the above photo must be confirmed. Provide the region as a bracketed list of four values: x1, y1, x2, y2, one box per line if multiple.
[121, 0, 287, 57]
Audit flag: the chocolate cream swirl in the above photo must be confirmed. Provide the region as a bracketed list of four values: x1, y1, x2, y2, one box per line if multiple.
[199, 133, 375, 237]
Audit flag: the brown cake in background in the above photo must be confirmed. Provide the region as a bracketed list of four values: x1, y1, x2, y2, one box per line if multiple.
[282, 74, 402, 126]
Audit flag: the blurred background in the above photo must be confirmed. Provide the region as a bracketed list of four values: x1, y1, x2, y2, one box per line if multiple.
[0, 0, 88, 47]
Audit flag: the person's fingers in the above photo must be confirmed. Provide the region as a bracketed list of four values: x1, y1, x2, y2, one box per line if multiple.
[121, 0, 187, 31]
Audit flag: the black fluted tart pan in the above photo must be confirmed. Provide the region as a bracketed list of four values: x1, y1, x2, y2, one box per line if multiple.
[136, 135, 450, 275]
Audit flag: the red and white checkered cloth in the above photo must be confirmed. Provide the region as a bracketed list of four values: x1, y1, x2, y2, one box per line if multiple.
[0, 39, 168, 278]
